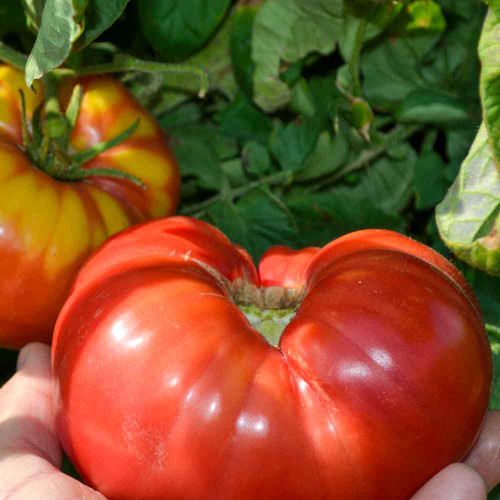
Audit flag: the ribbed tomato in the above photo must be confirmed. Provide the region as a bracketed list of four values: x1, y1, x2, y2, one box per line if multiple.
[0, 66, 179, 348]
[52, 216, 492, 500]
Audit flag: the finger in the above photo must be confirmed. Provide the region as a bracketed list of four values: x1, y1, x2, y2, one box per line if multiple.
[464, 410, 500, 491]
[410, 463, 486, 500]
[0, 342, 106, 499]
[0, 342, 60, 466]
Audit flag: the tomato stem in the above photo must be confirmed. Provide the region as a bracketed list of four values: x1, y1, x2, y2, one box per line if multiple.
[180, 170, 293, 216]
[53, 55, 209, 99]
[349, 18, 366, 98]
[70, 120, 139, 168]
[238, 304, 297, 347]
[17, 75, 146, 188]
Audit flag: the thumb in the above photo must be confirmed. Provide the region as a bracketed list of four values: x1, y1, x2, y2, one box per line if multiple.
[0, 342, 107, 499]
[0, 342, 61, 467]
[410, 463, 487, 500]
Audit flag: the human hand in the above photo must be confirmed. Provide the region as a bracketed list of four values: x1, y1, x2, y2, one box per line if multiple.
[1, 343, 499, 500]
[0, 343, 106, 499]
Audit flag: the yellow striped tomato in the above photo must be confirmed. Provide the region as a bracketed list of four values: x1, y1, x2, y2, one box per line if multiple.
[0, 66, 179, 349]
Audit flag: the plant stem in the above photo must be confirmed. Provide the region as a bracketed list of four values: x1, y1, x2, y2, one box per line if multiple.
[180, 170, 293, 216]
[349, 19, 366, 97]
[0, 42, 27, 71]
[54, 56, 209, 98]
[304, 124, 422, 194]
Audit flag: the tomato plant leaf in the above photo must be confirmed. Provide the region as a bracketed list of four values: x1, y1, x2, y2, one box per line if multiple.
[138, 0, 231, 62]
[479, 7, 500, 172]
[358, 145, 417, 214]
[207, 189, 298, 262]
[396, 89, 470, 126]
[436, 123, 500, 276]
[489, 330, 500, 411]
[242, 142, 272, 178]
[439, 0, 481, 19]
[287, 191, 405, 248]
[168, 126, 230, 191]
[414, 152, 449, 211]
[155, 11, 237, 112]
[361, 5, 484, 114]
[269, 119, 322, 172]
[361, 32, 442, 111]
[73, 0, 130, 50]
[295, 128, 349, 182]
[216, 92, 273, 145]
[230, 3, 258, 99]
[252, 0, 343, 112]
[25, 0, 86, 87]
[446, 127, 480, 162]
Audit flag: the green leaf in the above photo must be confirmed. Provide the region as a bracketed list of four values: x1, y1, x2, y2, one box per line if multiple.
[362, 5, 484, 114]
[287, 143, 416, 246]
[362, 33, 441, 111]
[436, 123, 500, 275]
[396, 89, 470, 126]
[139, 0, 231, 61]
[488, 327, 500, 410]
[357, 144, 417, 214]
[295, 128, 349, 181]
[446, 127, 480, 162]
[157, 103, 202, 129]
[438, 0, 480, 19]
[25, 0, 86, 87]
[290, 78, 316, 118]
[157, 11, 238, 111]
[414, 152, 449, 210]
[207, 189, 298, 262]
[345, 0, 404, 30]
[242, 142, 272, 177]
[168, 126, 230, 191]
[231, 4, 258, 98]
[252, 0, 343, 112]
[307, 75, 341, 127]
[479, 7, 500, 171]
[287, 190, 405, 248]
[73, 0, 130, 50]
[484, 0, 500, 20]
[215, 92, 273, 145]
[269, 119, 322, 172]
[222, 158, 247, 189]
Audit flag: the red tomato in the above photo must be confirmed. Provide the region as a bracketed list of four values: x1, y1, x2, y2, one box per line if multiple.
[0, 66, 179, 348]
[52, 217, 492, 500]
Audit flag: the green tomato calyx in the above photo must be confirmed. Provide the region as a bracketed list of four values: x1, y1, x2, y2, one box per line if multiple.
[238, 304, 297, 347]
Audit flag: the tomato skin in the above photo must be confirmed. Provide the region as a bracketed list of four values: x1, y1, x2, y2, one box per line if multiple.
[52, 217, 492, 500]
[0, 66, 179, 348]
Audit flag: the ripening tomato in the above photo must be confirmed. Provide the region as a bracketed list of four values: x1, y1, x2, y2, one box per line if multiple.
[0, 66, 179, 349]
[52, 216, 492, 500]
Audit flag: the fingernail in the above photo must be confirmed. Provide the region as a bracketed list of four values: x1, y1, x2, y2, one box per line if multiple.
[17, 344, 33, 370]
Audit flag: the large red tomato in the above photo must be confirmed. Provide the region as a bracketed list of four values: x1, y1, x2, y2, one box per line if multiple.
[0, 66, 179, 348]
[52, 216, 492, 500]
